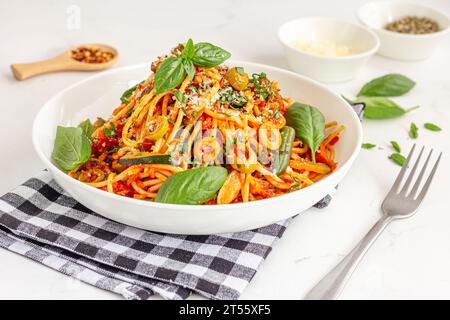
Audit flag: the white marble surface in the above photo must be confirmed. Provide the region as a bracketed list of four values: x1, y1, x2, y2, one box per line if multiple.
[0, 0, 449, 299]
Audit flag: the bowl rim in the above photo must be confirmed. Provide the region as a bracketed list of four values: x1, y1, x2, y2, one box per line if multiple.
[277, 16, 380, 61]
[32, 60, 363, 212]
[357, 1, 450, 39]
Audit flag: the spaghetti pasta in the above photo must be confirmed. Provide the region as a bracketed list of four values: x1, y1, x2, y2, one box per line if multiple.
[66, 44, 344, 204]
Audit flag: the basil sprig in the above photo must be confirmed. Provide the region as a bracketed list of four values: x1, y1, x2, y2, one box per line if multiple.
[344, 73, 418, 120]
[154, 39, 231, 94]
[286, 102, 325, 163]
[358, 74, 415, 97]
[51, 126, 92, 171]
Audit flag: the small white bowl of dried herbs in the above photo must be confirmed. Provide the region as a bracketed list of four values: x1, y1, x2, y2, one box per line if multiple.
[358, 1, 450, 60]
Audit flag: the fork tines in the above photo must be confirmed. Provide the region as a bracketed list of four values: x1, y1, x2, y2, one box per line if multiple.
[390, 144, 442, 201]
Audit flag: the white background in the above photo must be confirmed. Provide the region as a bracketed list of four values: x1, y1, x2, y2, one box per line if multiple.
[0, 0, 449, 299]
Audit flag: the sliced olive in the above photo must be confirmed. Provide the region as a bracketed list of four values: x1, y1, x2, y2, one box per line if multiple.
[225, 67, 249, 91]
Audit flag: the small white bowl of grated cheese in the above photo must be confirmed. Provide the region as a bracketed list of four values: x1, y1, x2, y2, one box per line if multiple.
[278, 17, 379, 83]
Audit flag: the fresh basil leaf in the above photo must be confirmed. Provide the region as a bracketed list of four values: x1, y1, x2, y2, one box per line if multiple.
[181, 38, 194, 60]
[409, 122, 418, 139]
[389, 153, 406, 166]
[78, 119, 94, 137]
[357, 74, 415, 97]
[424, 123, 441, 131]
[182, 58, 195, 79]
[154, 56, 186, 94]
[51, 126, 91, 171]
[350, 96, 418, 119]
[155, 167, 228, 204]
[390, 141, 401, 153]
[120, 81, 144, 104]
[362, 143, 376, 149]
[286, 102, 325, 163]
[192, 42, 231, 68]
[173, 90, 186, 103]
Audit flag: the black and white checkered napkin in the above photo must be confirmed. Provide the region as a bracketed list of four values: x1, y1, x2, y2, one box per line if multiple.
[0, 104, 363, 300]
[0, 171, 289, 300]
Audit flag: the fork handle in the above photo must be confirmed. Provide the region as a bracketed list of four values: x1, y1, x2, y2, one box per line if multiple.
[304, 215, 393, 300]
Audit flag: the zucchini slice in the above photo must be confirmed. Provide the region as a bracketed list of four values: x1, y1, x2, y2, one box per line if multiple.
[119, 154, 172, 165]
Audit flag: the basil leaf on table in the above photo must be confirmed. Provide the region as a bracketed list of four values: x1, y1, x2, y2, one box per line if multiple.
[361, 143, 376, 149]
[390, 141, 401, 153]
[192, 42, 231, 68]
[78, 119, 94, 137]
[120, 81, 144, 104]
[349, 96, 418, 119]
[51, 126, 91, 171]
[357, 74, 415, 97]
[286, 102, 325, 163]
[424, 123, 442, 131]
[389, 153, 406, 166]
[409, 122, 418, 139]
[154, 56, 186, 94]
[155, 167, 228, 204]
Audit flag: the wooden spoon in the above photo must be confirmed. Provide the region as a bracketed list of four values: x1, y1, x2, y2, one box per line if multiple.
[11, 43, 118, 81]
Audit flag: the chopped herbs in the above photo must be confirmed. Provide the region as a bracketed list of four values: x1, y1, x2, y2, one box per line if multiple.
[273, 108, 282, 120]
[424, 123, 441, 131]
[389, 153, 406, 166]
[106, 147, 120, 154]
[390, 141, 401, 153]
[218, 87, 247, 107]
[188, 85, 198, 93]
[409, 122, 418, 139]
[127, 107, 135, 117]
[250, 72, 271, 101]
[361, 143, 376, 149]
[173, 90, 187, 103]
[103, 123, 117, 138]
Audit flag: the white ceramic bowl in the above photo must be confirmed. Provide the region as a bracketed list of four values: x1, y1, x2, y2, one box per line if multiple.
[32, 61, 362, 234]
[358, 1, 450, 61]
[278, 17, 379, 83]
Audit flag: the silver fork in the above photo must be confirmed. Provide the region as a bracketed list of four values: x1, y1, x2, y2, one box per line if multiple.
[304, 144, 442, 300]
